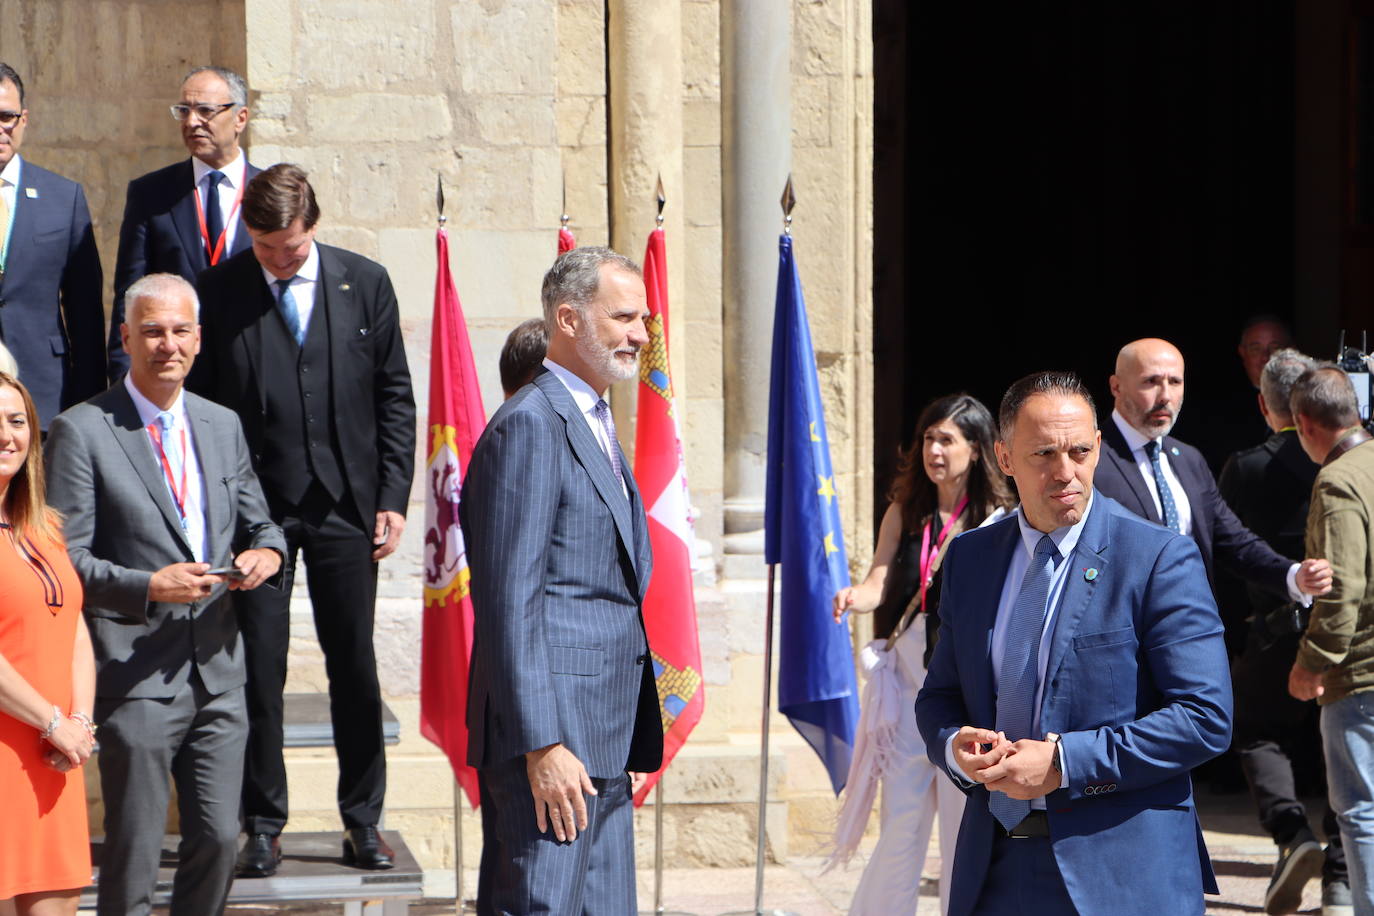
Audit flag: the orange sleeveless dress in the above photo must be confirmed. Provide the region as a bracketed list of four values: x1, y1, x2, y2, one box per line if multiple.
[0, 526, 90, 900]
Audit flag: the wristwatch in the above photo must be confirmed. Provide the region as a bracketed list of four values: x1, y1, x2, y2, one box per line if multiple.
[1047, 732, 1063, 774]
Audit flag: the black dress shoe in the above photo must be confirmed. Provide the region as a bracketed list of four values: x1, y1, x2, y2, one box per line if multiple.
[236, 833, 282, 878]
[342, 826, 395, 869]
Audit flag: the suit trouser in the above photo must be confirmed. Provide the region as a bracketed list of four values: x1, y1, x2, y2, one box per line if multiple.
[237, 484, 386, 834]
[479, 761, 636, 915]
[94, 672, 247, 916]
[1232, 629, 1347, 882]
[970, 832, 1075, 915]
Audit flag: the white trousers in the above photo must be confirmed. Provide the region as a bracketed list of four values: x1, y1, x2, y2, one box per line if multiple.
[849, 623, 965, 916]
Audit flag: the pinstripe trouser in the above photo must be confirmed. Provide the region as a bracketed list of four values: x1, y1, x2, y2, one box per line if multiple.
[479, 762, 635, 915]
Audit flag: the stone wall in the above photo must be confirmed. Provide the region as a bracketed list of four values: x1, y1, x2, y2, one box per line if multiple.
[3, 0, 247, 319]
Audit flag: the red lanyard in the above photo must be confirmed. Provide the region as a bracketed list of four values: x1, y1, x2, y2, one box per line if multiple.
[147, 422, 189, 524]
[193, 174, 245, 266]
[918, 495, 968, 612]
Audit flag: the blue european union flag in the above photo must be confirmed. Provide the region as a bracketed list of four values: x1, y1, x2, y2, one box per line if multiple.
[764, 233, 859, 795]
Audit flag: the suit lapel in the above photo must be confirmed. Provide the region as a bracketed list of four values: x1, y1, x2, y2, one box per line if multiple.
[184, 397, 226, 556]
[227, 162, 261, 258]
[535, 372, 639, 586]
[1042, 494, 1112, 700]
[235, 258, 271, 415]
[318, 245, 356, 415]
[5, 163, 39, 282]
[105, 387, 194, 558]
[970, 517, 1020, 722]
[169, 160, 207, 273]
[1102, 422, 1161, 525]
[621, 440, 652, 600]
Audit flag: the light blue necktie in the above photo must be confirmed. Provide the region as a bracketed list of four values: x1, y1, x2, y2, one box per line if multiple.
[276, 277, 305, 346]
[592, 398, 625, 490]
[1144, 440, 1182, 534]
[990, 534, 1059, 832]
[155, 411, 187, 530]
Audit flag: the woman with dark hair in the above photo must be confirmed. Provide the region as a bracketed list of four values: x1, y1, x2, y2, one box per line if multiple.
[828, 393, 1014, 916]
[0, 373, 95, 915]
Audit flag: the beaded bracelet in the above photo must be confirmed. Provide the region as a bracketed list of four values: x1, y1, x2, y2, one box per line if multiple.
[69, 712, 97, 737]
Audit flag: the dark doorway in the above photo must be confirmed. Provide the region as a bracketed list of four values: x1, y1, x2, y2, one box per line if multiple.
[872, 4, 1304, 524]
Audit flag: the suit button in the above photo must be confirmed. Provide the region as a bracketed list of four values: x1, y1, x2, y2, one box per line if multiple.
[304, 391, 312, 398]
[636, 654, 647, 665]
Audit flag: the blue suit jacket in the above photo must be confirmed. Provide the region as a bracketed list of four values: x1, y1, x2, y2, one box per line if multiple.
[0, 157, 105, 426]
[108, 157, 261, 379]
[915, 493, 1232, 916]
[1095, 419, 1291, 598]
[460, 369, 663, 778]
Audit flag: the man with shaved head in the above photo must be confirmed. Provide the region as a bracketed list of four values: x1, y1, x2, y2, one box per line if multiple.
[1095, 338, 1337, 911]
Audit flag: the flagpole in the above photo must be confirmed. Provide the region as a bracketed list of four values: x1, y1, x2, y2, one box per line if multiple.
[724, 179, 802, 916]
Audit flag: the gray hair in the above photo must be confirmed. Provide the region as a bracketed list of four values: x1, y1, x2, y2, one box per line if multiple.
[1259, 348, 1315, 424]
[1291, 364, 1360, 431]
[0, 341, 16, 378]
[182, 66, 248, 107]
[124, 273, 201, 323]
[999, 370, 1097, 442]
[539, 246, 641, 330]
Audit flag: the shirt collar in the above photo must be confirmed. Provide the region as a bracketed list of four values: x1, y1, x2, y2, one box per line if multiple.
[258, 241, 320, 291]
[1112, 408, 1159, 455]
[1014, 492, 1094, 562]
[191, 149, 247, 188]
[541, 357, 602, 416]
[0, 154, 22, 188]
[124, 373, 187, 429]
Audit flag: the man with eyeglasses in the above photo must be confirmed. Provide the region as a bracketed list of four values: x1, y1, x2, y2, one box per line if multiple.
[0, 61, 106, 428]
[109, 66, 261, 382]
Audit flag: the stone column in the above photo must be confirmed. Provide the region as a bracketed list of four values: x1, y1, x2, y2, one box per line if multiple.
[606, 0, 686, 451]
[720, 0, 791, 556]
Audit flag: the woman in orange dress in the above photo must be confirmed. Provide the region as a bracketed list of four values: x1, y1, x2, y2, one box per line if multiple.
[0, 373, 96, 915]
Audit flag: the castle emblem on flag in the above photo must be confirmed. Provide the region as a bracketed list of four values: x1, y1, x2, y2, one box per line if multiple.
[651, 651, 703, 732]
[639, 314, 674, 408]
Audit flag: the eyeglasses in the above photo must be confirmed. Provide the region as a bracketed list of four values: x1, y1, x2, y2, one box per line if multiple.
[0, 110, 22, 129]
[170, 102, 235, 122]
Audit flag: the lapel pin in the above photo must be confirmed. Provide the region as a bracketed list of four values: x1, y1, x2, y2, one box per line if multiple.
[25, 187, 37, 198]
[359, 328, 369, 335]
[1084, 567, 1099, 581]
[1170, 446, 1180, 456]
[339, 282, 351, 291]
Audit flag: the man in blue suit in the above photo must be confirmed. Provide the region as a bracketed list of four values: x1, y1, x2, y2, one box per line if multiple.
[916, 370, 1233, 915]
[109, 66, 260, 381]
[0, 62, 105, 427]
[461, 246, 663, 914]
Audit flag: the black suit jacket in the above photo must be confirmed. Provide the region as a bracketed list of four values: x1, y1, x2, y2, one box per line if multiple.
[0, 158, 105, 426]
[109, 158, 262, 379]
[1217, 430, 1318, 618]
[189, 244, 416, 522]
[1095, 418, 1292, 599]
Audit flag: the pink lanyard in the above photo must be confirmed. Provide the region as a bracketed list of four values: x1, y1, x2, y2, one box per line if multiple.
[918, 495, 967, 612]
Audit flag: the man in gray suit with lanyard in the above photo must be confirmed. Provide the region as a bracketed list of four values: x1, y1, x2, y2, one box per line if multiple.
[45, 273, 284, 916]
[461, 246, 663, 914]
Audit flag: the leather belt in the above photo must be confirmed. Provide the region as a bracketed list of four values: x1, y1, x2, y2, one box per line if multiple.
[1006, 810, 1050, 838]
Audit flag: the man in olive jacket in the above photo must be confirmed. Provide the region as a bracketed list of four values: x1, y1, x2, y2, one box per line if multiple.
[1288, 365, 1374, 913]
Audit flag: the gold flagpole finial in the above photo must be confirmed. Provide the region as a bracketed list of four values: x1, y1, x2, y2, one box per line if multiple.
[781, 174, 796, 236]
[436, 174, 447, 227]
[655, 173, 666, 229]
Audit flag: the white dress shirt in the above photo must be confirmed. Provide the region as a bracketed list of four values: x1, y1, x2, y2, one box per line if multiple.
[192, 151, 247, 256]
[0, 154, 21, 255]
[542, 357, 628, 497]
[259, 241, 320, 338]
[944, 498, 1092, 804]
[125, 375, 209, 562]
[1111, 409, 1306, 603]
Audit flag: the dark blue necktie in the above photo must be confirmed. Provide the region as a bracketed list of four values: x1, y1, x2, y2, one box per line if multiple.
[1144, 440, 1181, 534]
[204, 170, 224, 259]
[990, 534, 1059, 831]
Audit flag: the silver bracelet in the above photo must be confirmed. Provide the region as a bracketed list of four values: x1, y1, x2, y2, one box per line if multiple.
[39, 704, 62, 740]
[69, 712, 97, 737]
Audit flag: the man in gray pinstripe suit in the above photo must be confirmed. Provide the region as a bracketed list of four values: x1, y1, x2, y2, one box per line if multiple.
[461, 246, 663, 914]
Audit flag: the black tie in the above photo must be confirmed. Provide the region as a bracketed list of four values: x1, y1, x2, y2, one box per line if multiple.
[204, 170, 224, 259]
